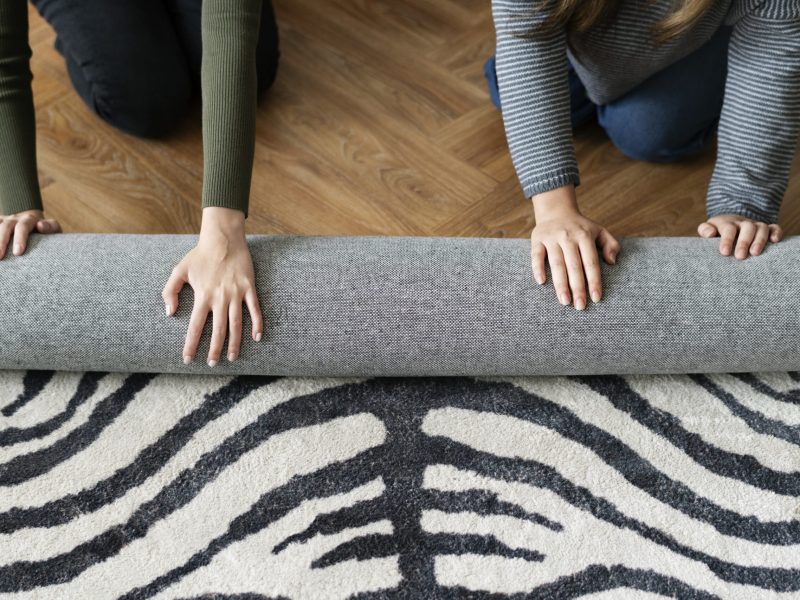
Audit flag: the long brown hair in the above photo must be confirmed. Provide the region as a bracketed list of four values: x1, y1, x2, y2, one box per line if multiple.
[537, 0, 716, 45]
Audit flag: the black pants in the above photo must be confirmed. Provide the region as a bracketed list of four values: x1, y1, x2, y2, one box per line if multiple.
[31, 0, 279, 138]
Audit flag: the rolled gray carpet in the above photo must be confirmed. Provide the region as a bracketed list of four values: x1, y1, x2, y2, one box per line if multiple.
[0, 234, 797, 376]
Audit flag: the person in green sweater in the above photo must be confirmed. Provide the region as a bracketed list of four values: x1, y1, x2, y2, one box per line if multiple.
[0, 0, 278, 367]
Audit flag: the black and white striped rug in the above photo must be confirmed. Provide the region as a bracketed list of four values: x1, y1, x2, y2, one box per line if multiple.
[2, 371, 799, 599]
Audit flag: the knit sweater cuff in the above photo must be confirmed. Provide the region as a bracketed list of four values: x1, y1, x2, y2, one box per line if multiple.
[706, 199, 779, 224]
[521, 168, 580, 199]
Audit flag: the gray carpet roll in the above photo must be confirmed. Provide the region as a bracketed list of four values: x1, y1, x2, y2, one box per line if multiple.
[0, 234, 798, 376]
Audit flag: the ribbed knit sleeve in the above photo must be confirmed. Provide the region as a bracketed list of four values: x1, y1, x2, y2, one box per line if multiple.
[201, 0, 262, 217]
[707, 1, 800, 223]
[0, 0, 43, 215]
[491, 0, 580, 199]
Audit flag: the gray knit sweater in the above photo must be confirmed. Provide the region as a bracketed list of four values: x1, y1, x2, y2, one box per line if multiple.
[492, 0, 800, 223]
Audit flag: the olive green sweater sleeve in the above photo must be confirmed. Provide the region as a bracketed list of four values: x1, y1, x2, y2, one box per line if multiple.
[201, 0, 262, 217]
[0, 0, 43, 215]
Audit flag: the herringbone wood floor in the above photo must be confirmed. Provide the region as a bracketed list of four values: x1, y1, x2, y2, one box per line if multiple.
[27, 1, 800, 238]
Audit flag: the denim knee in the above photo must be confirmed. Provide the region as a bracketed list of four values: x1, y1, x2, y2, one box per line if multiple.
[598, 103, 717, 163]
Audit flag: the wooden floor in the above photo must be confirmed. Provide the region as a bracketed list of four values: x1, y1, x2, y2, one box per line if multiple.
[27, 1, 800, 238]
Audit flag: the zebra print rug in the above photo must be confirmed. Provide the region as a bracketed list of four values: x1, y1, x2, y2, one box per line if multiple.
[1, 371, 799, 599]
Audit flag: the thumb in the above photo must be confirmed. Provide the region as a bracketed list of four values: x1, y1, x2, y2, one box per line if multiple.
[597, 228, 620, 265]
[36, 219, 62, 234]
[697, 221, 718, 238]
[162, 263, 188, 316]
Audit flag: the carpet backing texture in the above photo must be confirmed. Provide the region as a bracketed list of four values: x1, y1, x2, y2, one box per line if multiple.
[0, 234, 798, 376]
[1, 370, 799, 598]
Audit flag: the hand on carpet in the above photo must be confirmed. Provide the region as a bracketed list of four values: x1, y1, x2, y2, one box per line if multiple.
[530, 185, 619, 310]
[697, 215, 783, 260]
[0, 210, 62, 259]
[162, 207, 264, 366]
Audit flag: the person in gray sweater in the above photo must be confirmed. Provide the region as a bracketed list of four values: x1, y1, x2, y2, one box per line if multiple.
[487, 0, 799, 310]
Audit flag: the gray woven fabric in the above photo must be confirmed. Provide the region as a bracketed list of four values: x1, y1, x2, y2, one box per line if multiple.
[0, 234, 798, 376]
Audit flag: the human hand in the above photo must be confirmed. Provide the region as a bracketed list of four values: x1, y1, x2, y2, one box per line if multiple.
[697, 215, 783, 260]
[162, 207, 264, 366]
[0, 210, 62, 259]
[530, 186, 619, 310]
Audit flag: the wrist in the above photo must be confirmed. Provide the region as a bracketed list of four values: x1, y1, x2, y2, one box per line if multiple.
[532, 185, 579, 221]
[200, 206, 246, 239]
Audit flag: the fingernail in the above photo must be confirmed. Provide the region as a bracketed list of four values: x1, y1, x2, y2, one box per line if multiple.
[255, 332, 262, 342]
[535, 276, 544, 285]
[559, 294, 569, 306]
[12, 244, 21, 256]
[591, 290, 601, 303]
[208, 359, 218, 367]
[165, 304, 172, 316]
[228, 353, 237, 362]
[183, 355, 192, 364]
[575, 298, 586, 311]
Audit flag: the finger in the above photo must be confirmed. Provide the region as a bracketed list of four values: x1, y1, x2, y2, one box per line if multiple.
[12, 219, 34, 256]
[768, 224, 783, 243]
[183, 298, 209, 364]
[207, 302, 228, 366]
[37, 219, 62, 234]
[244, 287, 264, 341]
[750, 223, 770, 256]
[734, 221, 756, 260]
[579, 237, 602, 303]
[531, 242, 547, 285]
[0, 221, 13, 260]
[697, 221, 718, 238]
[544, 243, 570, 306]
[562, 242, 587, 310]
[717, 222, 738, 256]
[162, 264, 188, 316]
[227, 300, 243, 362]
[597, 228, 620, 265]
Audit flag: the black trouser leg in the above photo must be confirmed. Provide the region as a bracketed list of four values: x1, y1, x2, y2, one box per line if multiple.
[30, 0, 280, 138]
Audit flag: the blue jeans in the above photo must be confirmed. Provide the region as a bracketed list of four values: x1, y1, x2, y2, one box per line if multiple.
[484, 26, 732, 163]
